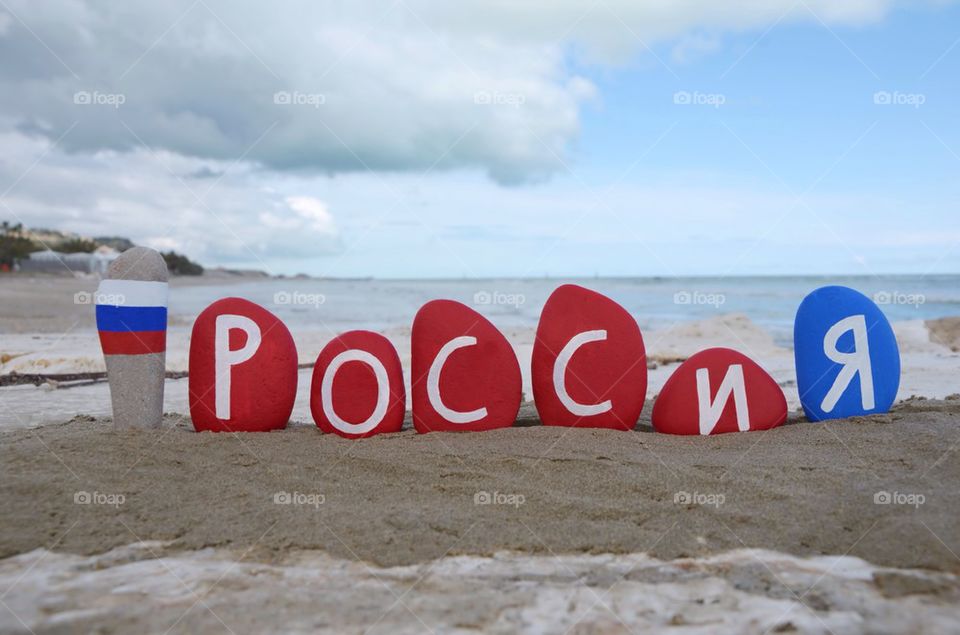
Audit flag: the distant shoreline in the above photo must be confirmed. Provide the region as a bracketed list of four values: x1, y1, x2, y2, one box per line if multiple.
[7, 270, 960, 283]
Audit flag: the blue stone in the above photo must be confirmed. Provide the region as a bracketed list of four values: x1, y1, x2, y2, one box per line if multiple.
[794, 285, 900, 421]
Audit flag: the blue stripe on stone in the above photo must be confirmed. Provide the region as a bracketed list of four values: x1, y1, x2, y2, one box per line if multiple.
[95, 305, 168, 333]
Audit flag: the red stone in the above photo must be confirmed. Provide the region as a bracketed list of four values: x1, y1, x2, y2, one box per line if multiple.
[411, 299, 521, 433]
[532, 284, 647, 430]
[310, 330, 405, 438]
[651, 347, 787, 435]
[189, 297, 298, 432]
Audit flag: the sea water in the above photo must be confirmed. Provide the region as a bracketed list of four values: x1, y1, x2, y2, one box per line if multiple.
[170, 274, 960, 346]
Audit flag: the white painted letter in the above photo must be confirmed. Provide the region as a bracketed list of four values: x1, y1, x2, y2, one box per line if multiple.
[821, 314, 874, 412]
[214, 315, 262, 420]
[321, 350, 390, 435]
[427, 336, 487, 424]
[696, 364, 750, 435]
[554, 330, 612, 417]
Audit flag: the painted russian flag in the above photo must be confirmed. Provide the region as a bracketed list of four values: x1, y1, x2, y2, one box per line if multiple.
[95, 280, 169, 356]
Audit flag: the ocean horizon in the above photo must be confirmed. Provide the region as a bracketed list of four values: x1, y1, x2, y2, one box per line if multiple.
[169, 273, 960, 346]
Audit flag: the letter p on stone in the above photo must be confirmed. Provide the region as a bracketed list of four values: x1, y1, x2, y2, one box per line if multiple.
[189, 298, 298, 432]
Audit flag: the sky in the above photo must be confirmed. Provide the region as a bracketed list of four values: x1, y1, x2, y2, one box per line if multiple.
[0, 0, 958, 278]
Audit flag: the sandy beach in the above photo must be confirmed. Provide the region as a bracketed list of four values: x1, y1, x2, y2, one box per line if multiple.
[3, 399, 960, 569]
[1, 399, 959, 633]
[1, 274, 959, 633]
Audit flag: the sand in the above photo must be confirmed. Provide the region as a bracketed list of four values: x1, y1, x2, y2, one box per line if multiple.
[3, 545, 959, 634]
[3, 275, 960, 632]
[928, 316, 960, 352]
[2, 399, 958, 574]
[0, 272, 254, 334]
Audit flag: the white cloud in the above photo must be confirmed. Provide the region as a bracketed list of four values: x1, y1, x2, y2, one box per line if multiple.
[285, 196, 336, 235]
[671, 32, 723, 65]
[0, 128, 341, 270]
[0, 0, 923, 184]
[142, 236, 181, 252]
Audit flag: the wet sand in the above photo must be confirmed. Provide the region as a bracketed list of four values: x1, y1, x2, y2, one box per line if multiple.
[0, 272, 258, 334]
[928, 316, 960, 352]
[4, 544, 959, 634]
[2, 399, 958, 572]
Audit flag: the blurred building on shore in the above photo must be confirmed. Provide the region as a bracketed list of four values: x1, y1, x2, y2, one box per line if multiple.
[18, 245, 119, 275]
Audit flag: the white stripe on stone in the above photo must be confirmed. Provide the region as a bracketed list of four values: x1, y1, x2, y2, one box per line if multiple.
[95, 280, 169, 308]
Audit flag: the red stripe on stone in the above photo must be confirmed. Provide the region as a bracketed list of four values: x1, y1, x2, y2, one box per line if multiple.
[99, 330, 166, 355]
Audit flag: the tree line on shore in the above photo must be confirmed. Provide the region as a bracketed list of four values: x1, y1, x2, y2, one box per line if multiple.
[0, 221, 203, 275]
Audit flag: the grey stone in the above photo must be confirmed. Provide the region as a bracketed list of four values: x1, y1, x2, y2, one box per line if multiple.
[105, 354, 166, 429]
[102, 247, 169, 429]
[107, 247, 169, 283]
